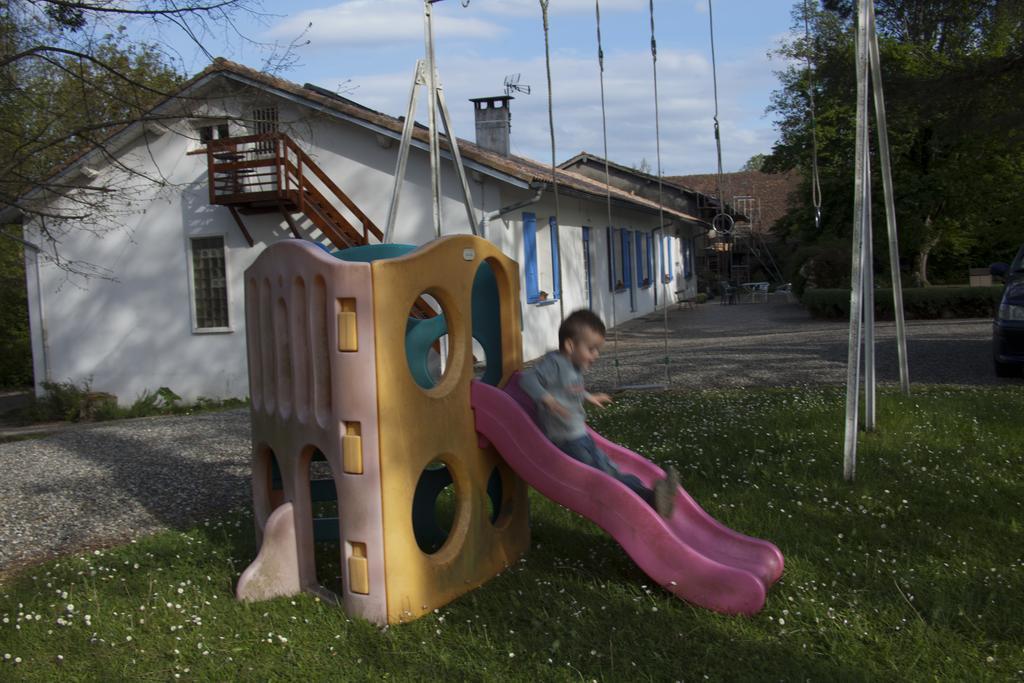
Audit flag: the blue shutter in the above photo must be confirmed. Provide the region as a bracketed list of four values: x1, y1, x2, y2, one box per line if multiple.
[549, 216, 561, 300]
[622, 230, 632, 289]
[523, 212, 539, 302]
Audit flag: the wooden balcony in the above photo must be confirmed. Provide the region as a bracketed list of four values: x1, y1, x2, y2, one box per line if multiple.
[205, 132, 383, 249]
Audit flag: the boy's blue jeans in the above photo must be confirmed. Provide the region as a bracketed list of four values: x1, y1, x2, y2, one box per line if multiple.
[555, 434, 655, 507]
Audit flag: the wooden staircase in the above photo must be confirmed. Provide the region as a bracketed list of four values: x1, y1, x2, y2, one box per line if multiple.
[205, 132, 437, 320]
[205, 132, 383, 249]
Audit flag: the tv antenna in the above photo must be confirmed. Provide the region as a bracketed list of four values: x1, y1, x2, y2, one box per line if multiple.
[504, 73, 531, 97]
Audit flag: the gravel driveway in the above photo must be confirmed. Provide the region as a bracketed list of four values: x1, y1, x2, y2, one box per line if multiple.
[0, 411, 251, 577]
[585, 297, 1010, 391]
[1, 299, 1015, 577]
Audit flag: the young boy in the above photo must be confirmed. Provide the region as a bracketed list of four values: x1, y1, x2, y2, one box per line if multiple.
[519, 309, 679, 518]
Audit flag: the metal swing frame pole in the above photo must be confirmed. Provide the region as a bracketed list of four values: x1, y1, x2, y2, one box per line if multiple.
[843, 0, 912, 481]
[843, 0, 872, 482]
[867, 0, 910, 394]
[384, 1, 479, 243]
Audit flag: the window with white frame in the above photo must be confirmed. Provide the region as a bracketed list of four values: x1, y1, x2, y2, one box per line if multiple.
[196, 121, 230, 145]
[636, 231, 654, 288]
[524, 213, 560, 303]
[607, 227, 629, 292]
[582, 227, 593, 309]
[661, 235, 675, 284]
[252, 106, 278, 153]
[190, 236, 229, 330]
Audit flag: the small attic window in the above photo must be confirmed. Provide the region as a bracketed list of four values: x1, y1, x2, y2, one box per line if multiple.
[197, 122, 230, 145]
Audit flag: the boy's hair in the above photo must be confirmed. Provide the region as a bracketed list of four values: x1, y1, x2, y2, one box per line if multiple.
[559, 309, 606, 349]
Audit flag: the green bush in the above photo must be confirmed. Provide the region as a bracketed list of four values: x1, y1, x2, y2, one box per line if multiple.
[695, 293, 708, 304]
[801, 285, 1004, 320]
[126, 386, 182, 418]
[12, 381, 247, 425]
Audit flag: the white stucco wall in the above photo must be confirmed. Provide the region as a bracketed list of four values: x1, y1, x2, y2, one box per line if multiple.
[24, 81, 694, 403]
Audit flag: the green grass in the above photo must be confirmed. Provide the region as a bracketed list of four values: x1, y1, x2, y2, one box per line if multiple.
[1, 385, 1022, 681]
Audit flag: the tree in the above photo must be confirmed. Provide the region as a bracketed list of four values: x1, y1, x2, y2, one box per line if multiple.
[0, 0, 290, 278]
[0, 227, 31, 387]
[766, 0, 1024, 286]
[741, 153, 768, 172]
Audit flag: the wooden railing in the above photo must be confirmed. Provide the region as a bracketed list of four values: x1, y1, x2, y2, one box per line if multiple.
[205, 132, 383, 248]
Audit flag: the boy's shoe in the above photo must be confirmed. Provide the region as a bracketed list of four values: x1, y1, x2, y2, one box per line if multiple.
[654, 466, 679, 519]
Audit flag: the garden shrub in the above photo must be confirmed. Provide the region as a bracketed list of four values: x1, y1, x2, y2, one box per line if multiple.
[12, 381, 246, 425]
[801, 286, 1004, 320]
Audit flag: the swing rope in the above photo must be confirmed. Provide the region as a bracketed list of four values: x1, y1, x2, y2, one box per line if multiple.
[804, 0, 823, 229]
[539, 0, 565, 322]
[593, 0, 622, 388]
[648, 0, 671, 388]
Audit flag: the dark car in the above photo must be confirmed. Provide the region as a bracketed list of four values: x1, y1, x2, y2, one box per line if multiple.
[991, 243, 1024, 377]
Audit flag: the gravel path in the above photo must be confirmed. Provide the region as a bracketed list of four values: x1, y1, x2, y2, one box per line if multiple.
[1, 299, 1016, 577]
[0, 410, 251, 577]
[585, 297, 1010, 391]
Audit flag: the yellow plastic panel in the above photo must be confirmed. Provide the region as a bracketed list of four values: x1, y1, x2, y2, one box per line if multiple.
[348, 542, 369, 595]
[370, 235, 529, 623]
[337, 298, 358, 351]
[343, 422, 363, 474]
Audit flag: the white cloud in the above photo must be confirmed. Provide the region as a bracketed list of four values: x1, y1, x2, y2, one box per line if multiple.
[471, 0, 637, 18]
[327, 41, 777, 175]
[268, 0, 502, 47]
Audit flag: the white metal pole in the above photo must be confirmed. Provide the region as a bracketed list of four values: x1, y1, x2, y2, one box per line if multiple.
[424, 1, 442, 238]
[384, 61, 425, 244]
[863, 163, 876, 431]
[843, 0, 872, 482]
[867, 0, 910, 394]
[434, 81, 480, 235]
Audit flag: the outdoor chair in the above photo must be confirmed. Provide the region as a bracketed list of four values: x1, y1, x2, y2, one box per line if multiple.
[719, 281, 738, 305]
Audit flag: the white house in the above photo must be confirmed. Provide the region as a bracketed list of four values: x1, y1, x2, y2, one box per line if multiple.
[12, 59, 710, 404]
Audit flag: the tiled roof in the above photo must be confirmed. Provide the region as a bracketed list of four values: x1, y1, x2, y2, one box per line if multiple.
[668, 169, 802, 234]
[198, 59, 704, 224]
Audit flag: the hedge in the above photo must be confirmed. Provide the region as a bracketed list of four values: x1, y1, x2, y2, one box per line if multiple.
[801, 286, 1004, 320]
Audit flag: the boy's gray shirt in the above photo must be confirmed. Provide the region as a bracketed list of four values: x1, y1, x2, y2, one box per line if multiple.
[519, 351, 589, 443]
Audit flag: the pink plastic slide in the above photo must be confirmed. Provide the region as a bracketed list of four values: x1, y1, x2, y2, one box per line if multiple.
[471, 374, 784, 615]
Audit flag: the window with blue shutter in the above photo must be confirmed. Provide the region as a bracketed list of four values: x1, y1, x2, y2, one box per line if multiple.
[622, 230, 632, 290]
[635, 231, 645, 288]
[667, 236, 675, 280]
[582, 227, 592, 309]
[524, 212, 561, 304]
[660, 234, 668, 283]
[608, 227, 628, 292]
[683, 238, 693, 279]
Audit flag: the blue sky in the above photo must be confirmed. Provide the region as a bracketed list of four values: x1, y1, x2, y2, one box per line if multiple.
[145, 0, 801, 175]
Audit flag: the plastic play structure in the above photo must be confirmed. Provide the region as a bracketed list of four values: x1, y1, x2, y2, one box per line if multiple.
[236, 234, 783, 624]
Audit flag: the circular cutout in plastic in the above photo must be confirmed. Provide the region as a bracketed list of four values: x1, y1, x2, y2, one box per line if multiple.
[412, 460, 459, 554]
[405, 293, 451, 390]
[486, 466, 502, 524]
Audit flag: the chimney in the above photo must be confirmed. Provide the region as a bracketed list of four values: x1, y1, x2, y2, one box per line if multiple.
[470, 96, 513, 156]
